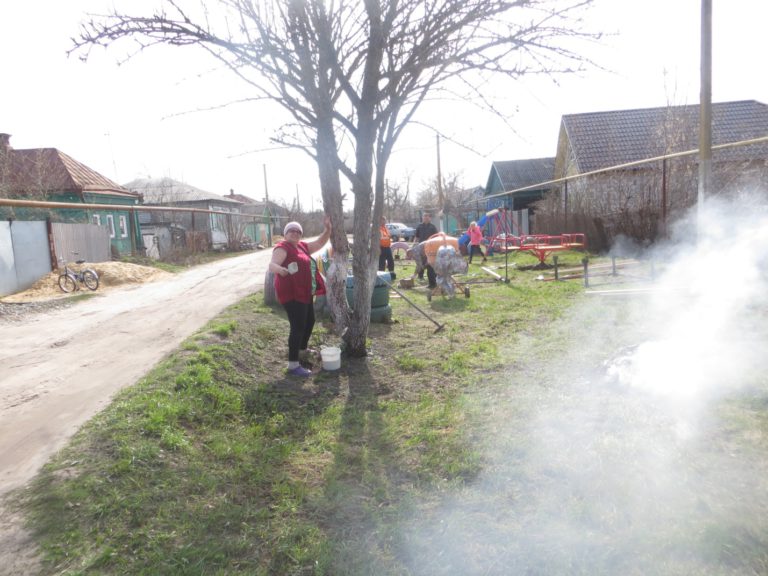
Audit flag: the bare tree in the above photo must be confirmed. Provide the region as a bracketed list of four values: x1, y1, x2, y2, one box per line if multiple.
[0, 147, 64, 222]
[0, 140, 13, 218]
[74, 0, 597, 356]
[418, 172, 475, 215]
[384, 177, 413, 221]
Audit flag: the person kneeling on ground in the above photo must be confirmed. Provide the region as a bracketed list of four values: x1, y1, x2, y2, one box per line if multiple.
[269, 217, 331, 377]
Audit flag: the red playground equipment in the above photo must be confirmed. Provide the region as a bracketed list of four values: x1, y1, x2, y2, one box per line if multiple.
[457, 208, 586, 265]
[492, 233, 587, 264]
[485, 208, 522, 242]
[479, 207, 586, 264]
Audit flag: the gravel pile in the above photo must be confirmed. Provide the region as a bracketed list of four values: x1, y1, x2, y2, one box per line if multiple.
[0, 300, 76, 323]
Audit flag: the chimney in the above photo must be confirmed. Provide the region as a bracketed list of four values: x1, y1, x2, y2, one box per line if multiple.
[0, 133, 11, 152]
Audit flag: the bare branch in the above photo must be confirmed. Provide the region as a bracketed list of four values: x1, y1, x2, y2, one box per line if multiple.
[71, 0, 600, 355]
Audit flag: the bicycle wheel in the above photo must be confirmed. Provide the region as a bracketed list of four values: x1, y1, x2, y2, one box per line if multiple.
[58, 273, 77, 293]
[82, 269, 100, 290]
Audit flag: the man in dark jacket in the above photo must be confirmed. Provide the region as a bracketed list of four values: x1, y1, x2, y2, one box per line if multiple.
[414, 212, 438, 289]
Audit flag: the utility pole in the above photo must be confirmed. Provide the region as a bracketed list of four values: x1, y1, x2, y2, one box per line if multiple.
[263, 164, 272, 247]
[698, 0, 713, 228]
[661, 158, 668, 237]
[436, 133, 445, 232]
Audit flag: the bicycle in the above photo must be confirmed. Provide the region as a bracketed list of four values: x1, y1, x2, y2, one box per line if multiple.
[58, 254, 100, 293]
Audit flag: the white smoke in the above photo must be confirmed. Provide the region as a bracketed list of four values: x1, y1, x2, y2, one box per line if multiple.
[609, 196, 768, 426]
[398, 194, 768, 575]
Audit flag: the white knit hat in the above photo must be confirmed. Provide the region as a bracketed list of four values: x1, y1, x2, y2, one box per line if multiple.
[283, 221, 303, 235]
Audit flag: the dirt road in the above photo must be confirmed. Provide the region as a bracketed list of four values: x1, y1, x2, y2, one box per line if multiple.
[0, 250, 271, 498]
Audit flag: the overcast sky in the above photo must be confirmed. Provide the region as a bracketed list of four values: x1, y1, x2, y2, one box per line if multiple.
[1, 0, 766, 208]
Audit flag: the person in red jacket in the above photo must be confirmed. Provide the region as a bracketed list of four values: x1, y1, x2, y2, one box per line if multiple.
[269, 217, 331, 377]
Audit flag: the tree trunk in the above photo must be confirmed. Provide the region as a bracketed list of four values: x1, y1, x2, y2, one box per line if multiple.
[342, 173, 376, 357]
[263, 269, 277, 305]
[346, 252, 374, 358]
[315, 119, 361, 351]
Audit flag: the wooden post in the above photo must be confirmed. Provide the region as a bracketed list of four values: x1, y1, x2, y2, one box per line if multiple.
[436, 133, 445, 233]
[129, 206, 138, 256]
[661, 157, 668, 237]
[698, 0, 713, 226]
[563, 179, 569, 231]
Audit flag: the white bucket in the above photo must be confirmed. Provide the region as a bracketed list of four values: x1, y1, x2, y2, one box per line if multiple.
[321, 346, 341, 371]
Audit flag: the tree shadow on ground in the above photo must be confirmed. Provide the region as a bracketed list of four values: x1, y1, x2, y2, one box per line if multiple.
[317, 356, 408, 565]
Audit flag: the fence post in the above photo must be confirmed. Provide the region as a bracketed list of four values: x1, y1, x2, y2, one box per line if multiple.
[129, 208, 138, 256]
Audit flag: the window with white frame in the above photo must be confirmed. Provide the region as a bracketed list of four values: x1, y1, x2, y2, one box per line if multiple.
[118, 215, 128, 238]
[106, 214, 115, 238]
[92, 214, 102, 226]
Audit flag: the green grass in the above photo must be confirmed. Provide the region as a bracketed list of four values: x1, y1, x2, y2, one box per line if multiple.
[13, 250, 768, 575]
[210, 320, 238, 338]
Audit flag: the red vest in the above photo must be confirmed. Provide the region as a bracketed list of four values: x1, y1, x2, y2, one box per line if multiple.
[274, 241, 313, 304]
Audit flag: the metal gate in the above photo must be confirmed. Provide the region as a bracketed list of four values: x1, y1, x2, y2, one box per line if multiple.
[0, 221, 110, 297]
[51, 222, 111, 266]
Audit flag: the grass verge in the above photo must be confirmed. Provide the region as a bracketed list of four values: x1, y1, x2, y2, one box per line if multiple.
[14, 250, 768, 575]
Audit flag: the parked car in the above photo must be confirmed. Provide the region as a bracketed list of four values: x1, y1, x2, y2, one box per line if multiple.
[385, 222, 416, 241]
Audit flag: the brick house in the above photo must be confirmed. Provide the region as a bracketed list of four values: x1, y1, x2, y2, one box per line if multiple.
[542, 100, 768, 249]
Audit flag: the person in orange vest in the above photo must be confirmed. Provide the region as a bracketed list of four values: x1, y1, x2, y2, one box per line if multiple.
[378, 216, 396, 280]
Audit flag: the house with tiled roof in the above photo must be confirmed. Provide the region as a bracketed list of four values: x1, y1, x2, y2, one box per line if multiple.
[0, 133, 141, 256]
[557, 100, 768, 176]
[484, 157, 556, 211]
[474, 157, 555, 239]
[125, 177, 248, 252]
[544, 100, 768, 248]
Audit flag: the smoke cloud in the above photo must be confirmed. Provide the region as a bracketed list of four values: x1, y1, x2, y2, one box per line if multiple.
[399, 195, 768, 575]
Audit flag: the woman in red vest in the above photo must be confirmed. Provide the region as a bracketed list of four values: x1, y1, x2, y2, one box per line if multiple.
[269, 217, 331, 377]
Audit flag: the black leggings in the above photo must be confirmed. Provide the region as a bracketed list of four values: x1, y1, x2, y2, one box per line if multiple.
[282, 300, 315, 361]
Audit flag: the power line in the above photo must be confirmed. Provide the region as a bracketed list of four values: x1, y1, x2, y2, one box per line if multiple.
[476, 135, 768, 205]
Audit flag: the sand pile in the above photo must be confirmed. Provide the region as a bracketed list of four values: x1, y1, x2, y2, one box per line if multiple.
[1, 262, 172, 303]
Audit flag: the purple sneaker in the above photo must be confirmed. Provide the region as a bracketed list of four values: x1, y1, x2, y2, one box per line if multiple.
[288, 366, 312, 377]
